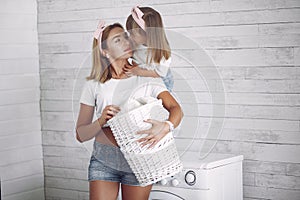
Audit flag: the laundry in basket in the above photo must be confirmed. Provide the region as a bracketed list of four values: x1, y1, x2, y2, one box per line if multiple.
[107, 97, 183, 186]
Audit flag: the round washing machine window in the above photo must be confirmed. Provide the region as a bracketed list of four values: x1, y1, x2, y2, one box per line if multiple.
[149, 190, 184, 200]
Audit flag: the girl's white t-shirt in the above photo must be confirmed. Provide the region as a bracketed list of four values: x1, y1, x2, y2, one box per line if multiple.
[133, 44, 171, 77]
[79, 76, 168, 118]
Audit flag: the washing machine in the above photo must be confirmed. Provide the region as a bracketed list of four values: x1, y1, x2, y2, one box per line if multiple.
[149, 153, 244, 200]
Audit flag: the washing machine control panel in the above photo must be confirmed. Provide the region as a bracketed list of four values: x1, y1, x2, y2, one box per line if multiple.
[185, 170, 196, 186]
[155, 168, 206, 190]
[158, 177, 181, 187]
[171, 178, 179, 186]
[160, 178, 168, 185]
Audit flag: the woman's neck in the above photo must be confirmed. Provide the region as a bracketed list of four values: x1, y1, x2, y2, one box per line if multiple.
[110, 59, 128, 79]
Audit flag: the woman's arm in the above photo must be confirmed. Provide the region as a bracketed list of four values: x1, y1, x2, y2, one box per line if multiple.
[76, 104, 120, 143]
[158, 91, 183, 129]
[76, 104, 101, 143]
[137, 91, 183, 148]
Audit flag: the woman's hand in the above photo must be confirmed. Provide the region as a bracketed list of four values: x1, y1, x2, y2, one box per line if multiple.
[97, 105, 120, 126]
[136, 119, 170, 148]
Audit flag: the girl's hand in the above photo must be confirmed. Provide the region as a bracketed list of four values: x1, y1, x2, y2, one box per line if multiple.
[123, 61, 142, 76]
[97, 105, 120, 126]
[136, 119, 170, 148]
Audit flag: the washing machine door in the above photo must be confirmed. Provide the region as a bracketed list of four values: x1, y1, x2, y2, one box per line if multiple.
[149, 190, 184, 200]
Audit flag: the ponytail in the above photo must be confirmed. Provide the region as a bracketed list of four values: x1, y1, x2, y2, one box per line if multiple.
[144, 12, 170, 64]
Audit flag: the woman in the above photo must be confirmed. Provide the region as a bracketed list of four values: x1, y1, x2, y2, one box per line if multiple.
[76, 22, 183, 200]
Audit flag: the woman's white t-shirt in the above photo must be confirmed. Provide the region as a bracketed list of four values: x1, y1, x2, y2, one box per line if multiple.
[79, 76, 168, 118]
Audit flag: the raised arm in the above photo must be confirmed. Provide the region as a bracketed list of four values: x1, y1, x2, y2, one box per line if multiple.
[130, 67, 161, 77]
[123, 60, 171, 78]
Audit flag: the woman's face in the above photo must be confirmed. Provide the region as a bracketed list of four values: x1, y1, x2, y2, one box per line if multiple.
[105, 27, 133, 60]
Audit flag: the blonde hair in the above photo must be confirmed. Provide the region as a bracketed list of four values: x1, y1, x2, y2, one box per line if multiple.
[126, 6, 171, 64]
[86, 23, 123, 83]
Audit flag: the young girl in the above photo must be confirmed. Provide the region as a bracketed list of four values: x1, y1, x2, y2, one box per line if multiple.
[76, 21, 183, 200]
[125, 6, 174, 91]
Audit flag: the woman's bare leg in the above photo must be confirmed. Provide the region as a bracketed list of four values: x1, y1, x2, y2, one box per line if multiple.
[90, 180, 119, 200]
[121, 184, 152, 200]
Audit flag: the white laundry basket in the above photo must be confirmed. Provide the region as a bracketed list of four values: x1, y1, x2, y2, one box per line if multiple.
[107, 99, 183, 186]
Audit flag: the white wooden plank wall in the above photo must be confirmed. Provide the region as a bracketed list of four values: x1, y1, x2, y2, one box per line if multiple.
[37, 0, 300, 199]
[0, 0, 45, 199]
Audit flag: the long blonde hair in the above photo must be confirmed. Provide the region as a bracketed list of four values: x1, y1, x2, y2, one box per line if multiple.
[86, 23, 124, 83]
[126, 7, 171, 64]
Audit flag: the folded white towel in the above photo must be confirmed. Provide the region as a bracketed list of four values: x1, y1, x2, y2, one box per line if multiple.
[119, 96, 157, 114]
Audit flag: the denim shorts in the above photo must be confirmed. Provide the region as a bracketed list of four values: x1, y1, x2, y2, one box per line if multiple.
[162, 68, 174, 92]
[88, 141, 140, 186]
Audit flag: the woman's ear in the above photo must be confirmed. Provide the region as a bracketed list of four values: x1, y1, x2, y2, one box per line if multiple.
[101, 50, 110, 59]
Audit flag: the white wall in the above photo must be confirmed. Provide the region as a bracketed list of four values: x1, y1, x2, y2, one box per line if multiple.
[0, 0, 45, 200]
[37, 0, 300, 199]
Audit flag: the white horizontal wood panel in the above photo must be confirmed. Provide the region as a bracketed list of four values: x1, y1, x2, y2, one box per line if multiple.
[42, 88, 300, 106]
[45, 187, 84, 200]
[286, 163, 300, 176]
[0, 117, 41, 136]
[0, 132, 42, 152]
[210, 0, 300, 12]
[37, 34, 300, 54]
[0, 0, 44, 199]
[0, 102, 40, 121]
[0, 74, 40, 90]
[255, 173, 300, 190]
[258, 22, 300, 35]
[0, 159, 44, 181]
[0, 88, 40, 106]
[176, 139, 300, 163]
[39, 52, 91, 69]
[3, 188, 44, 200]
[2, 174, 44, 196]
[44, 166, 87, 179]
[45, 177, 88, 191]
[0, 0, 37, 14]
[0, 145, 43, 166]
[44, 156, 89, 170]
[207, 48, 294, 67]
[0, 30, 38, 44]
[0, 59, 39, 75]
[0, 14, 36, 30]
[0, 44, 39, 59]
[244, 185, 300, 200]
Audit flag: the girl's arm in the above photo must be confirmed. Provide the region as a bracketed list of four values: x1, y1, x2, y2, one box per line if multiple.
[137, 58, 171, 78]
[124, 60, 170, 78]
[76, 104, 120, 143]
[129, 66, 160, 77]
